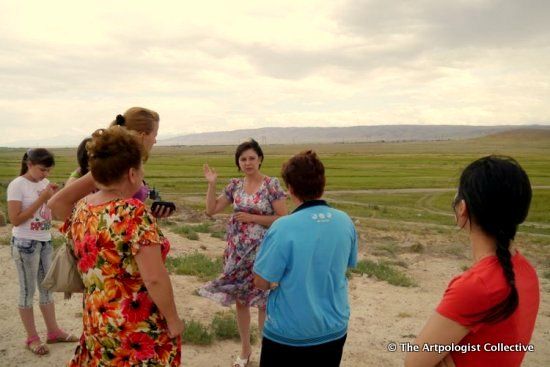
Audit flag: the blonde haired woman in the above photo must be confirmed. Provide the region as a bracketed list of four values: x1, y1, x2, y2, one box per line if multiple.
[49, 107, 168, 220]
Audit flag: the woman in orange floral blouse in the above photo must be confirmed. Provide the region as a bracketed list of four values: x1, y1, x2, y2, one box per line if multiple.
[62, 126, 184, 366]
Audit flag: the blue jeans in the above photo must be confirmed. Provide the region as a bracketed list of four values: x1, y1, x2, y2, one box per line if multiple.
[11, 237, 54, 308]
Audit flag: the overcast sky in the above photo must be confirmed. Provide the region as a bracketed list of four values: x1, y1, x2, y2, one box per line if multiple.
[1, 0, 549, 146]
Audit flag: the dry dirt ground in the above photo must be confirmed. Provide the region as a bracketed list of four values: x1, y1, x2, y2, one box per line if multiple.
[0, 219, 548, 367]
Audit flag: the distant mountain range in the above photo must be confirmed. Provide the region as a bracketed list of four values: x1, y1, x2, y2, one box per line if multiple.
[3, 125, 549, 148]
[157, 125, 550, 146]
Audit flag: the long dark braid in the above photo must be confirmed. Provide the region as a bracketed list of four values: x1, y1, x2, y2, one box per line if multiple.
[458, 155, 531, 324]
[478, 232, 519, 324]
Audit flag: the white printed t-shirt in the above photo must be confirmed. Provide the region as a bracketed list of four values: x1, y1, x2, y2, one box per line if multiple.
[7, 176, 52, 241]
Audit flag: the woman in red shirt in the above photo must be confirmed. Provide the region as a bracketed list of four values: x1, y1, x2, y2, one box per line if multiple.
[405, 156, 540, 367]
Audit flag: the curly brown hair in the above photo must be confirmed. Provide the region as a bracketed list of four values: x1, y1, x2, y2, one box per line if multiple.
[87, 126, 147, 186]
[281, 150, 325, 201]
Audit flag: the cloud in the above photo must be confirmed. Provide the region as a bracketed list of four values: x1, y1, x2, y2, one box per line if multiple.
[0, 0, 549, 146]
[339, 0, 550, 48]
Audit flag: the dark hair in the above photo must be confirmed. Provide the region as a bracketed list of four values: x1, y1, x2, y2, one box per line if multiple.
[87, 126, 147, 186]
[456, 155, 531, 324]
[235, 139, 264, 171]
[20, 148, 55, 176]
[115, 114, 125, 126]
[77, 137, 92, 176]
[281, 150, 325, 201]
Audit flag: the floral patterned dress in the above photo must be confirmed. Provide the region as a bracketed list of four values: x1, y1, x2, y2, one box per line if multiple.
[62, 198, 181, 367]
[199, 176, 286, 308]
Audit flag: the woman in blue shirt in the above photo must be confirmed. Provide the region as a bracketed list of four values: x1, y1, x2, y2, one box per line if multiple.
[254, 150, 358, 367]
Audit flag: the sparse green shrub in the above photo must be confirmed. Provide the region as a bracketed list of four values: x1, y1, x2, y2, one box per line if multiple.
[182, 319, 214, 345]
[193, 223, 211, 233]
[409, 243, 424, 253]
[352, 260, 416, 287]
[165, 252, 223, 281]
[181, 312, 258, 346]
[211, 310, 240, 340]
[210, 231, 226, 240]
[187, 231, 199, 240]
[173, 225, 200, 240]
[345, 269, 352, 279]
[160, 219, 179, 227]
[379, 244, 398, 257]
[0, 235, 10, 246]
[387, 260, 408, 268]
[209, 310, 258, 344]
[52, 236, 65, 250]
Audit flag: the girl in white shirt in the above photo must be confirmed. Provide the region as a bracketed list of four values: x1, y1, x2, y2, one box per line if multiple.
[7, 148, 77, 356]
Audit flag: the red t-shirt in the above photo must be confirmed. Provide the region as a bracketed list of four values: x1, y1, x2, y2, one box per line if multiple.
[436, 251, 539, 367]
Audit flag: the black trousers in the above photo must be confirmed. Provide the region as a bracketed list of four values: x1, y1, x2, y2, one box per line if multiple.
[259, 334, 347, 367]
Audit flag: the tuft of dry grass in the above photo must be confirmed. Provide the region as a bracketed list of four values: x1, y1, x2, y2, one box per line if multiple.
[397, 312, 412, 318]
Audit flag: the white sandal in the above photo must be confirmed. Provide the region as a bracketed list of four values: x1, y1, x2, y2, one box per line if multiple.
[233, 353, 251, 367]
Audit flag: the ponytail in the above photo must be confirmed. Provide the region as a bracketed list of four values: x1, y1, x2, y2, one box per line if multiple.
[20, 152, 29, 176]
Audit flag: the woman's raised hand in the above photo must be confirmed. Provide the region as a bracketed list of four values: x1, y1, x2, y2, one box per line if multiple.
[203, 164, 218, 184]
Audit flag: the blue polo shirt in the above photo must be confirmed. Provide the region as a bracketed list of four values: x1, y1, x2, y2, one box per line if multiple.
[254, 200, 358, 346]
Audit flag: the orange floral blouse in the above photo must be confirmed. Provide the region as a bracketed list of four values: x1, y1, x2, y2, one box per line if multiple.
[62, 198, 181, 367]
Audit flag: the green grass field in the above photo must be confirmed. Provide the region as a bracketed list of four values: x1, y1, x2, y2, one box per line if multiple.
[1, 129, 548, 287]
[1, 129, 549, 236]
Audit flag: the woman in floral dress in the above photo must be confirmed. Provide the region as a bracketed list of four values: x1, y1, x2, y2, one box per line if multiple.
[63, 126, 184, 366]
[199, 139, 287, 367]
